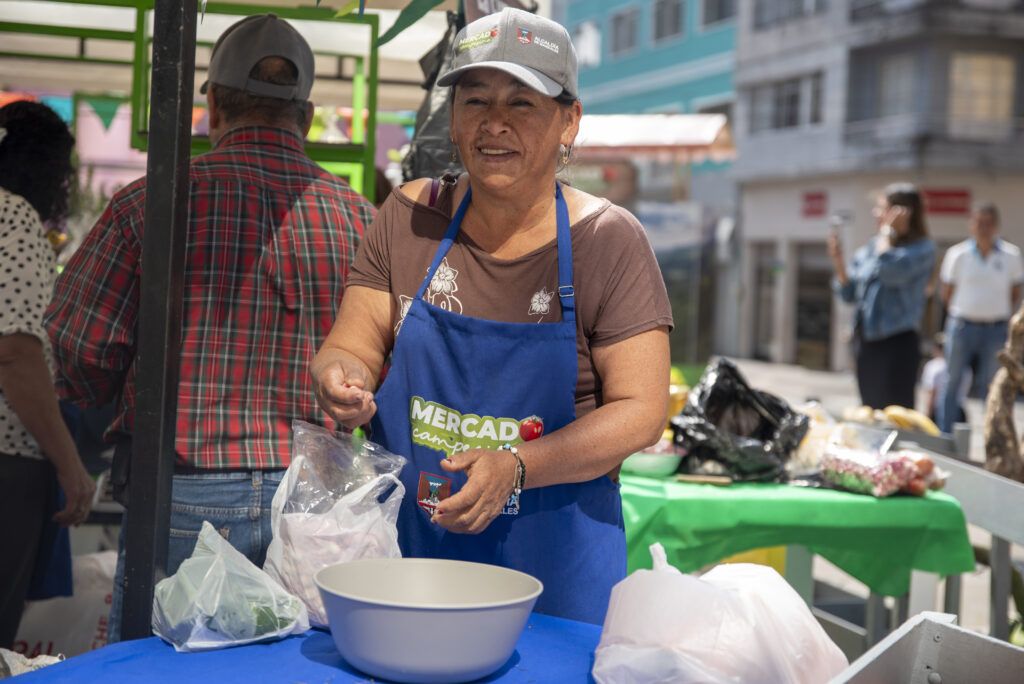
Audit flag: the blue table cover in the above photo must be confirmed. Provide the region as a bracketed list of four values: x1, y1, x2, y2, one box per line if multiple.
[16, 613, 602, 683]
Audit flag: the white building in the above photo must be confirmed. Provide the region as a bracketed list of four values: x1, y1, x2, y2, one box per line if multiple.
[730, 0, 1024, 371]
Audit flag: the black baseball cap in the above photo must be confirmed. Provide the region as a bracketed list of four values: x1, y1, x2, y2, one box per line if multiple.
[200, 14, 314, 101]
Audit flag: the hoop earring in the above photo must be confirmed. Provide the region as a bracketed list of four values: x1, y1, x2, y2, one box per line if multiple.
[450, 145, 459, 163]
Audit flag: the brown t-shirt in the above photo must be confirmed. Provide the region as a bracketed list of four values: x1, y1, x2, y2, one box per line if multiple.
[348, 181, 674, 417]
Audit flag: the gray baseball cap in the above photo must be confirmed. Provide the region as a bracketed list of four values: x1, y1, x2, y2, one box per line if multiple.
[437, 8, 578, 99]
[200, 14, 314, 101]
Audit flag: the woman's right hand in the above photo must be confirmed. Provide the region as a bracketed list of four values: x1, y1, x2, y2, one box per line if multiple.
[314, 357, 378, 429]
[54, 460, 96, 527]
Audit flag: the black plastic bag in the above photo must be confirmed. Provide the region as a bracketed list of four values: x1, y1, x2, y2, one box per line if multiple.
[671, 357, 809, 482]
[401, 11, 464, 182]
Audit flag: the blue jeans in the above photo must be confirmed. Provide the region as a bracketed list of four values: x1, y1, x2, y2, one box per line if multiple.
[107, 470, 284, 643]
[939, 316, 1007, 433]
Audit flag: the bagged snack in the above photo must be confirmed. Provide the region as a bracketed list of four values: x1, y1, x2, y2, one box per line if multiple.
[263, 421, 407, 628]
[152, 522, 308, 652]
[821, 446, 945, 498]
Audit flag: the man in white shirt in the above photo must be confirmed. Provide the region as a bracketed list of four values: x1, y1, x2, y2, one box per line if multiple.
[938, 202, 1023, 433]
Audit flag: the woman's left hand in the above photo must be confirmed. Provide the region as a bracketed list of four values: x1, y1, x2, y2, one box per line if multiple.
[432, 449, 517, 534]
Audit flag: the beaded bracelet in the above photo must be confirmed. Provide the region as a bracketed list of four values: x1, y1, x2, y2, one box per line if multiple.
[500, 444, 526, 513]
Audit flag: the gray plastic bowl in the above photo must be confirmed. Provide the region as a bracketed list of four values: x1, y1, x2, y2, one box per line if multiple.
[314, 558, 543, 683]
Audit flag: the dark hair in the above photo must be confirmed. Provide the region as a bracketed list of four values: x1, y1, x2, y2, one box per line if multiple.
[972, 201, 1000, 224]
[884, 182, 928, 246]
[0, 100, 75, 225]
[373, 167, 393, 208]
[553, 90, 578, 107]
[210, 57, 309, 128]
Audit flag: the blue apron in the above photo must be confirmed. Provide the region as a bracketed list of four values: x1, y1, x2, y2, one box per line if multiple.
[370, 183, 625, 624]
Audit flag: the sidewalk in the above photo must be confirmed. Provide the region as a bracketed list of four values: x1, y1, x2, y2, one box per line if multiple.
[731, 358, 1020, 635]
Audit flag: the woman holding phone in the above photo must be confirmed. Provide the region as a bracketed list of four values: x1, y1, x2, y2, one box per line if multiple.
[829, 183, 936, 409]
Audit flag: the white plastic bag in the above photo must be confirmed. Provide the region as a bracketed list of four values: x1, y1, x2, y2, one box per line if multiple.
[593, 544, 847, 684]
[14, 551, 117, 658]
[263, 420, 407, 628]
[152, 521, 309, 652]
[0, 649, 62, 677]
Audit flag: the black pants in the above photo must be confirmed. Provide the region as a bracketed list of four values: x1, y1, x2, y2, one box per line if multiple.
[0, 455, 52, 648]
[856, 330, 920, 410]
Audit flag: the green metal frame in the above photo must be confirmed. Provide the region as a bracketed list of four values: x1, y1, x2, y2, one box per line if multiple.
[0, 0, 381, 197]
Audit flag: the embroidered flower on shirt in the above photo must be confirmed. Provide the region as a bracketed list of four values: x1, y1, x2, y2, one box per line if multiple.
[395, 294, 414, 335]
[427, 258, 463, 313]
[529, 287, 554, 318]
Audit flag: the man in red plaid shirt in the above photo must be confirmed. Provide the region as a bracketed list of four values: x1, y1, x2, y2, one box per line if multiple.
[44, 15, 374, 641]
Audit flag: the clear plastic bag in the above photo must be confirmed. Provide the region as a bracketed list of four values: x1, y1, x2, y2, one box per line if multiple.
[152, 521, 308, 652]
[788, 401, 837, 477]
[263, 421, 407, 628]
[592, 543, 847, 684]
[821, 423, 948, 497]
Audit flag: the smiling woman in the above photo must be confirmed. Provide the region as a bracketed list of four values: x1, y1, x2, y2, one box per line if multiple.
[449, 70, 579, 206]
[311, 8, 673, 626]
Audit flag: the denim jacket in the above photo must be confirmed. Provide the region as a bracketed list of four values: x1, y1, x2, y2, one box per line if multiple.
[834, 237, 936, 342]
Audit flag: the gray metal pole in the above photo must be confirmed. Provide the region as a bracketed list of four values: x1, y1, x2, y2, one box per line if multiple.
[120, 0, 196, 639]
[990, 536, 1012, 641]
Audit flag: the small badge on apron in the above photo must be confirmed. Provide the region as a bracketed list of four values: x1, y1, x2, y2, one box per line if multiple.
[416, 472, 451, 515]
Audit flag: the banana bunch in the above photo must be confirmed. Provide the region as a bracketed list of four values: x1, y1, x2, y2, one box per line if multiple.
[883, 405, 941, 436]
[841, 404, 942, 436]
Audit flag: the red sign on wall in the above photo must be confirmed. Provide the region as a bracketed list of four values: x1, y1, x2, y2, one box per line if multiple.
[923, 188, 971, 215]
[803, 191, 828, 218]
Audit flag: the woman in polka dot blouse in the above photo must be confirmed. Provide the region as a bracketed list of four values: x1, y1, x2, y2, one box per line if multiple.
[0, 100, 95, 647]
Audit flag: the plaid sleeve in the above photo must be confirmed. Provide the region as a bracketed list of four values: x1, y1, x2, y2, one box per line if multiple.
[44, 186, 142, 406]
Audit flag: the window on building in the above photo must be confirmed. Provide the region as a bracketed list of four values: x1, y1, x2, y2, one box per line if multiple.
[754, 0, 827, 29]
[878, 53, 916, 118]
[948, 52, 1016, 141]
[749, 73, 824, 132]
[654, 0, 685, 41]
[809, 72, 824, 124]
[750, 85, 774, 132]
[610, 8, 640, 56]
[703, 0, 736, 25]
[772, 78, 802, 129]
[574, 20, 602, 68]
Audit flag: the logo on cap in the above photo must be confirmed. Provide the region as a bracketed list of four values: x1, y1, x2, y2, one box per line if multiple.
[517, 28, 532, 44]
[532, 35, 560, 54]
[457, 27, 500, 54]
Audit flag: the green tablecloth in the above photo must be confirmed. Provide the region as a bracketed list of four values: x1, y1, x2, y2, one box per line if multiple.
[620, 475, 976, 597]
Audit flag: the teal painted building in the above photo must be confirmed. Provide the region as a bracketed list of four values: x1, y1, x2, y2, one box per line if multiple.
[551, 1, 741, 363]
[553, 0, 737, 211]
[554, 1, 736, 117]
